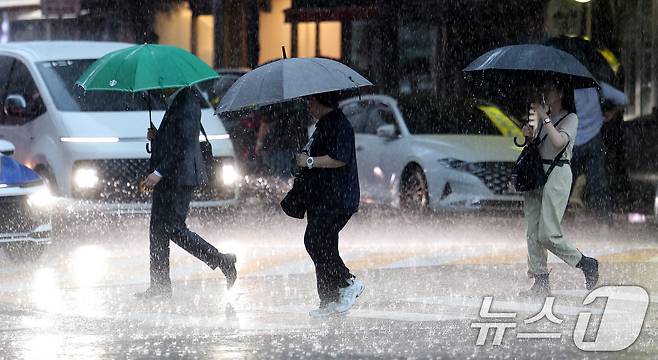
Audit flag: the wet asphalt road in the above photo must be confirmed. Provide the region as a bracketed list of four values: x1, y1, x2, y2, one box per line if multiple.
[1, 203, 657, 359]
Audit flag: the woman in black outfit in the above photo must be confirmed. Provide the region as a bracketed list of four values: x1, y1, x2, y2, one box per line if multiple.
[295, 91, 364, 318]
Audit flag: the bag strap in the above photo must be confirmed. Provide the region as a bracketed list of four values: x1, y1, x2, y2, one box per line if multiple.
[539, 113, 572, 178]
[538, 113, 570, 144]
[200, 122, 210, 143]
[545, 139, 570, 178]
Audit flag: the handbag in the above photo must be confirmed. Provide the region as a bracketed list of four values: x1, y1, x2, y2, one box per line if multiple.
[281, 170, 307, 219]
[513, 114, 570, 192]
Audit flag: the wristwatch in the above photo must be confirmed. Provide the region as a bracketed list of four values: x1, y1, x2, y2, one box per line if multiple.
[543, 118, 552, 125]
[306, 156, 314, 169]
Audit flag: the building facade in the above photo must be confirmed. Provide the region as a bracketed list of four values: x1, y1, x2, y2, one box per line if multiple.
[0, 0, 656, 120]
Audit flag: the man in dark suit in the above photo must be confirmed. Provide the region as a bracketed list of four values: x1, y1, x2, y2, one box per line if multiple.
[136, 86, 237, 299]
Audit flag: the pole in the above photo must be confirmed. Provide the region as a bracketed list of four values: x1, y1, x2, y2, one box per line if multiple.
[213, 0, 224, 68]
[191, 11, 198, 55]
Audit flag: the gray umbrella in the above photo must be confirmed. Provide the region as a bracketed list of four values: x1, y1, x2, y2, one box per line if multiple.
[463, 44, 599, 89]
[217, 57, 373, 113]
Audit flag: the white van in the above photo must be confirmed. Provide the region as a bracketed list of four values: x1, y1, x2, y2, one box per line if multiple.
[0, 41, 239, 212]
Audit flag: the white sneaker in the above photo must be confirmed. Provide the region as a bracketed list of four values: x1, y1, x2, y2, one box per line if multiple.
[336, 279, 365, 313]
[309, 302, 346, 318]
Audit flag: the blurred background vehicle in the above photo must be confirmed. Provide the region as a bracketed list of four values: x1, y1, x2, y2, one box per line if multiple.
[340, 94, 523, 213]
[219, 100, 312, 203]
[0, 139, 51, 262]
[197, 68, 251, 108]
[0, 41, 239, 213]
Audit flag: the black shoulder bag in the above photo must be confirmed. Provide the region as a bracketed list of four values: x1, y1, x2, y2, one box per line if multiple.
[513, 114, 570, 192]
[281, 169, 307, 219]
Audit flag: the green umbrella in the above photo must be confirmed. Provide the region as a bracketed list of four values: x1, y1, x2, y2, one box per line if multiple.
[75, 44, 219, 151]
[76, 43, 219, 92]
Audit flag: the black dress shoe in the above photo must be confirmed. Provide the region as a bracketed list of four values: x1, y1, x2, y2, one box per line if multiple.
[577, 255, 599, 290]
[134, 286, 172, 299]
[220, 253, 237, 289]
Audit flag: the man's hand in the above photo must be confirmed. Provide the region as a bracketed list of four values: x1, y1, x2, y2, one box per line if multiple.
[296, 153, 309, 167]
[144, 172, 162, 189]
[147, 127, 158, 141]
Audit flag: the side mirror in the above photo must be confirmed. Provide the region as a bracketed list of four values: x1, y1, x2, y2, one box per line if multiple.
[0, 139, 15, 156]
[377, 124, 397, 139]
[4, 94, 27, 117]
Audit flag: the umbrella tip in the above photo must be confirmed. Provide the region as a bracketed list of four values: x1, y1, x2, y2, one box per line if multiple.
[282, 46, 287, 59]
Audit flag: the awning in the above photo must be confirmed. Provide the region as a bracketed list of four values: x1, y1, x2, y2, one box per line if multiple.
[0, 0, 40, 10]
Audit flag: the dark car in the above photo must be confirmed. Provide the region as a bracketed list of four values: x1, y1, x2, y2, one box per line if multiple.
[197, 68, 250, 108]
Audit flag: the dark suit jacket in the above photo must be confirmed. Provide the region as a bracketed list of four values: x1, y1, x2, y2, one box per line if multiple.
[150, 87, 208, 188]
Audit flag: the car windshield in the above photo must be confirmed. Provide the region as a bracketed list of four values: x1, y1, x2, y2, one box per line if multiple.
[37, 60, 210, 112]
[398, 96, 521, 136]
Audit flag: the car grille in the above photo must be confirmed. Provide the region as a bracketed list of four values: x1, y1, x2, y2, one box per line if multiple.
[468, 162, 518, 195]
[0, 196, 39, 233]
[72, 158, 236, 203]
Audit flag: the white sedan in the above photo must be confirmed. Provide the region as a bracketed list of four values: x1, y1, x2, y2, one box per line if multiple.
[339, 95, 524, 212]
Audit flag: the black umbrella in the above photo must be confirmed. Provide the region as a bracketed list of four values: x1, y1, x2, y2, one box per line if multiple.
[463, 44, 599, 89]
[544, 36, 616, 84]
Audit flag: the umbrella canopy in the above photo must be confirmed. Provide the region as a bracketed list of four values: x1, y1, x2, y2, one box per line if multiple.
[76, 44, 219, 92]
[545, 36, 617, 83]
[463, 44, 598, 89]
[218, 57, 373, 113]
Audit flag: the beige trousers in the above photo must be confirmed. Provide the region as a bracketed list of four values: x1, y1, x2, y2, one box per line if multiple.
[523, 165, 583, 276]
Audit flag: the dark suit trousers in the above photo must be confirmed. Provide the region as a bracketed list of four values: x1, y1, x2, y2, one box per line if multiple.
[304, 212, 353, 304]
[149, 182, 221, 288]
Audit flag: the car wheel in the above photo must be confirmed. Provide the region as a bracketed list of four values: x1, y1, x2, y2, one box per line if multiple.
[3, 242, 47, 262]
[400, 165, 430, 214]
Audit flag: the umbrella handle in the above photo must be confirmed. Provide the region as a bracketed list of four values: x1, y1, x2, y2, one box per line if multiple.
[514, 136, 528, 147]
[146, 143, 151, 154]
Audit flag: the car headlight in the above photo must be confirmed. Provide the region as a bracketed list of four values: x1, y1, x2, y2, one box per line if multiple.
[27, 187, 54, 208]
[74, 168, 99, 189]
[437, 158, 465, 169]
[437, 158, 482, 174]
[220, 164, 239, 186]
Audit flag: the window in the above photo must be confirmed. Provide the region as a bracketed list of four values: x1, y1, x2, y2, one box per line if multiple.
[3, 60, 46, 126]
[621, 0, 658, 119]
[343, 100, 370, 134]
[399, 22, 436, 94]
[398, 96, 504, 136]
[37, 60, 211, 112]
[0, 56, 14, 124]
[343, 100, 397, 135]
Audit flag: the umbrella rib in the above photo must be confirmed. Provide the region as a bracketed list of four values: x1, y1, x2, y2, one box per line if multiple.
[312, 58, 370, 86]
[309, 58, 356, 92]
